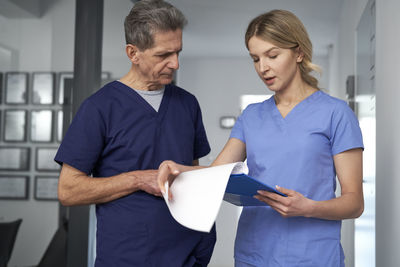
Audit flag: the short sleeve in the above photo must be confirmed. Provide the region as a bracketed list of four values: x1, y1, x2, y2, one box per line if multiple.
[230, 110, 245, 143]
[193, 98, 211, 159]
[330, 101, 364, 155]
[54, 98, 106, 174]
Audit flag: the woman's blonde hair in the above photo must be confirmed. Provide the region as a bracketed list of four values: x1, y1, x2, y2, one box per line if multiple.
[245, 10, 321, 89]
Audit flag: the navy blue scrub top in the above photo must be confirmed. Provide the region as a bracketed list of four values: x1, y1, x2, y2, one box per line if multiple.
[55, 81, 216, 267]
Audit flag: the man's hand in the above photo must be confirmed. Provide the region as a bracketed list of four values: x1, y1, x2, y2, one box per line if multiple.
[157, 160, 181, 199]
[128, 169, 162, 197]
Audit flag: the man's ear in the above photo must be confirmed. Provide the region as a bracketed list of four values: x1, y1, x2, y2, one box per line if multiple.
[296, 47, 304, 63]
[126, 44, 139, 64]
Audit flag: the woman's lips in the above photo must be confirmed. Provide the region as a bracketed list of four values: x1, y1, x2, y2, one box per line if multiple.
[265, 76, 275, 86]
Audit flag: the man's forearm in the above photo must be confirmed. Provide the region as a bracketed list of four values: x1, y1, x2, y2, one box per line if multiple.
[58, 164, 158, 206]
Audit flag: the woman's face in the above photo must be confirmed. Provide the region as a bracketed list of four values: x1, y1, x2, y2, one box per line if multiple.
[248, 36, 302, 93]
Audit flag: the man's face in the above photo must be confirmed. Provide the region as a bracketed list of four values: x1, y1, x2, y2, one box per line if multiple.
[134, 29, 182, 89]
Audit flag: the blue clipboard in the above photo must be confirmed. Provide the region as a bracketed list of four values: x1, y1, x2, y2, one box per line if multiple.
[223, 173, 287, 206]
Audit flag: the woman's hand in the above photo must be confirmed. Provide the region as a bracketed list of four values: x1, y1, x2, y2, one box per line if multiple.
[157, 160, 181, 200]
[254, 186, 315, 218]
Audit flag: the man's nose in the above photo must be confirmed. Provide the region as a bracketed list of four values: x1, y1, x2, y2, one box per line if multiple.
[168, 54, 179, 70]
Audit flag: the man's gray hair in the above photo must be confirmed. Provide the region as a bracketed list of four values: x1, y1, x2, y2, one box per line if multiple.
[124, 0, 187, 50]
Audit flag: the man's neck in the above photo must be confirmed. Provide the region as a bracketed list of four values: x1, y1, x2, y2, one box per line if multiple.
[119, 69, 163, 91]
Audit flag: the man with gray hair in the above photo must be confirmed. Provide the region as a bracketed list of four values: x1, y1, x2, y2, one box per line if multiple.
[55, 0, 216, 266]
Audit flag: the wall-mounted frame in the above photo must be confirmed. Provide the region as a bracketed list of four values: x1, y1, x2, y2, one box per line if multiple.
[101, 71, 111, 81]
[0, 147, 30, 171]
[36, 147, 60, 172]
[3, 110, 27, 142]
[0, 175, 29, 200]
[0, 72, 3, 104]
[32, 72, 55, 105]
[57, 110, 63, 142]
[219, 116, 236, 129]
[30, 110, 53, 142]
[58, 72, 73, 105]
[34, 176, 58, 201]
[5, 72, 28, 104]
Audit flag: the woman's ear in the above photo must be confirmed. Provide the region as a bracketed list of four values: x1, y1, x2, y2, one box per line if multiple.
[296, 47, 304, 63]
[126, 44, 139, 64]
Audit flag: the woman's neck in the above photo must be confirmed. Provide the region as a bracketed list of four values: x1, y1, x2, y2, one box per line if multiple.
[274, 82, 317, 106]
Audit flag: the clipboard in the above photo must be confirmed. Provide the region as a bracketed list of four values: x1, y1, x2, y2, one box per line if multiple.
[223, 173, 287, 206]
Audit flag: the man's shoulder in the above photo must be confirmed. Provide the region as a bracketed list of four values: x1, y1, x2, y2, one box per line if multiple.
[89, 81, 120, 101]
[167, 83, 196, 99]
[76, 81, 121, 113]
[167, 84, 200, 108]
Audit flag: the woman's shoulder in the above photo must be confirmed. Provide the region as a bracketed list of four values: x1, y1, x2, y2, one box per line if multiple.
[243, 96, 274, 113]
[314, 90, 358, 124]
[317, 90, 351, 110]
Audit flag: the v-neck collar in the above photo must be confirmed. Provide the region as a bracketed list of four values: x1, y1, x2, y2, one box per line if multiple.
[112, 81, 171, 120]
[271, 90, 322, 121]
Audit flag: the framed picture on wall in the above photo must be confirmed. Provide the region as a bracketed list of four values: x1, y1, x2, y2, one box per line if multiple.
[0, 72, 3, 104]
[101, 71, 111, 81]
[0, 176, 29, 200]
[57, 110, 63, 142]
[57, 72, 73, 105]
[30, 110, 53, 142]
[32, 72, 55, 105]
[3, 110, 27, 142]
[0, 147, 30, 171]
[5, 72, 28, 104]
[36, 147, 60, 172]
[34, 176, 58, 201]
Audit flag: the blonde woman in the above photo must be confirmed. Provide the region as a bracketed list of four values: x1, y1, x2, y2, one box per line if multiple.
[158, 10, 364, 267]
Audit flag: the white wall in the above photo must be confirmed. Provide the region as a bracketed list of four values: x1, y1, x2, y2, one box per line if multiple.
[375, 0, 400, 265]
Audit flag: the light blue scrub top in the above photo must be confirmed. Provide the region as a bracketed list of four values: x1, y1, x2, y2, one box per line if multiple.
[230, 91, 363, 267]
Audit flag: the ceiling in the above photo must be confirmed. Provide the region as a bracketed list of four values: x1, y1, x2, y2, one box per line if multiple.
[0, 0, 344, 57]
[168, 0, 344, 57]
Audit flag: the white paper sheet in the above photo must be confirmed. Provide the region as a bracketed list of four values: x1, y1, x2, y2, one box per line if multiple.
[162, 162, 247, 232]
